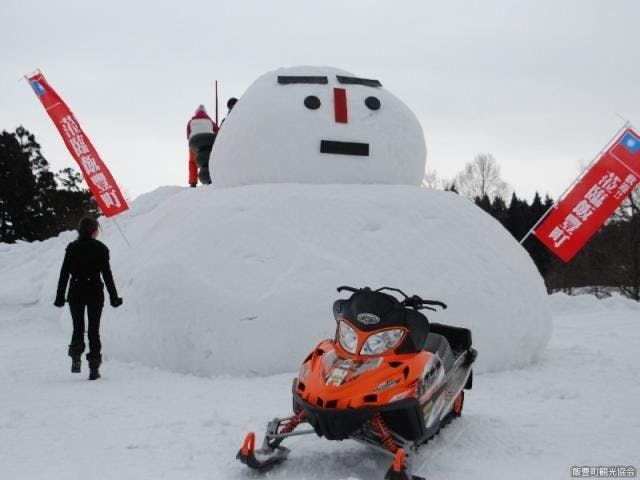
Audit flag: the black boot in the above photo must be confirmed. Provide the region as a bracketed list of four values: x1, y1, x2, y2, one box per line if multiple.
[86, 350, 102, 381]
[198, 165, 212, 184]
[71, 357, 81, 373]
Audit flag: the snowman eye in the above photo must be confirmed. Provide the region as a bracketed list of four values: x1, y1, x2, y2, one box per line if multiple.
[365, 96, 381, 110]
[304, 96, 321, 110]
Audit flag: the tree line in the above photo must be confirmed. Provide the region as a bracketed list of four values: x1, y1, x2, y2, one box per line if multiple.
[2, 126, 638, 300]
[428, 153, 640, 301]
[0, 126, 97, 243]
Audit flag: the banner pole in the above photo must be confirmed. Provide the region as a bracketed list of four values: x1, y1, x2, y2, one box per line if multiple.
[112, 217, 131, 248]
[615, 112, 630, 124]
[519, 121, 631, 245]
[215, 80, 219, 125]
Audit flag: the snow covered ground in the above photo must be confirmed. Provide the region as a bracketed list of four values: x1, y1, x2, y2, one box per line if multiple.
[1, 293, 638, 480]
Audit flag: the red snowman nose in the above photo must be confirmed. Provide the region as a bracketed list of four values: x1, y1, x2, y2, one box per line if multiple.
[333, 87, 348, 123]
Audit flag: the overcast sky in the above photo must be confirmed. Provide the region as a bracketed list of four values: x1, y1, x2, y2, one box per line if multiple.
[1, 0, 638, 201]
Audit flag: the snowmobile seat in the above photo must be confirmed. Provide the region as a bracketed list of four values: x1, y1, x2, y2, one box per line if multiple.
[429, 323, 472, 353]
[422, 333, 454, 371]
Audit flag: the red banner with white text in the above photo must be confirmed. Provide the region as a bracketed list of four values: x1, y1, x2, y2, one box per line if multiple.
[27, 72, 128, 217]
[534, 128, 640, 262]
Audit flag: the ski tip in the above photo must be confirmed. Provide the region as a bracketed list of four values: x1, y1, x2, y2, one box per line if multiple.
[392, 448, 405, 473]
[241, 432, 255, 457]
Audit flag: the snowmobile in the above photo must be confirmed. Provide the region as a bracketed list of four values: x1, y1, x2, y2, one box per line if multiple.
[237, 286, 477, 480]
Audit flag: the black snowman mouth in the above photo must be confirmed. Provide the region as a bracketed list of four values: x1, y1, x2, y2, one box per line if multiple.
[320, 140, 369, 156]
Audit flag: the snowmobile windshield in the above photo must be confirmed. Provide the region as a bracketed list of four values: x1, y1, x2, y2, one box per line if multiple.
[322, 350, 383, 385]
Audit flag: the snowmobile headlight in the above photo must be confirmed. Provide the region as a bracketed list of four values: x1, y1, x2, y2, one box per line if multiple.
[360, 329, 404, 356]
[338, 321, 358, 354]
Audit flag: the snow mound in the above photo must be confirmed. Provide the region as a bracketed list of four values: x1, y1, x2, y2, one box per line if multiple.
[0, 185, 551, 375]
[212, 66, 426, 187]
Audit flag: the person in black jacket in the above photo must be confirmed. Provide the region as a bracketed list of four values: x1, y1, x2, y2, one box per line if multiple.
[219, 97, 238, 128]
[54, 217, 123, 380]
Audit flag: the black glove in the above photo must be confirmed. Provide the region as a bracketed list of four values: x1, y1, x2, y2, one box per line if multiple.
[54, 297, 65, 308]
[110, 297, 123, 308]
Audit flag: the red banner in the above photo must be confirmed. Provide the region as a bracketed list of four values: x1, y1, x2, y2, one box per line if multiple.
[27, 72, 128, 218]
[535, 128, 640, 262]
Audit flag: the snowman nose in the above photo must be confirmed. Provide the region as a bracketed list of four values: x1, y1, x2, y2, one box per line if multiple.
[334, 88, 348, 123]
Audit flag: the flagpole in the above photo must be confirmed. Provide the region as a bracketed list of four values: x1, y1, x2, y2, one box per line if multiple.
[215, 80, 219, 125]
[615, 112, 630, 125]
[112, 217, 131, 248]
[519, 121, 631, 245]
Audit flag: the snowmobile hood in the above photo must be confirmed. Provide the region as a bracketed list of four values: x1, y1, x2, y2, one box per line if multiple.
[295, 339, 433, 409]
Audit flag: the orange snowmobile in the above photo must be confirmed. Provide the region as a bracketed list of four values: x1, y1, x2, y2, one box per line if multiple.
[237, 286, 478, 480]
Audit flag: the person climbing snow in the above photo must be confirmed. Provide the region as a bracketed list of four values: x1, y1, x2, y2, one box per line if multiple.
[54, 217, 122, 380]
[187, 104, 218, 186]
[218, 97, 238, 129]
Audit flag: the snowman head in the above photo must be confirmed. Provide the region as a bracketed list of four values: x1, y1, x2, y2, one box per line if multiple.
[212, 66, 426, 187]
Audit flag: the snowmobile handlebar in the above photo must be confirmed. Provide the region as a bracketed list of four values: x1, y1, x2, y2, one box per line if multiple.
[337, 286, 360, 294]
[336, 286, 447, 311]
[402, 295, 447, 311]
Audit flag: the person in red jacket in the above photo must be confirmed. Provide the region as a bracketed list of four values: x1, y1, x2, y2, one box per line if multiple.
[187, 105, 219, 186]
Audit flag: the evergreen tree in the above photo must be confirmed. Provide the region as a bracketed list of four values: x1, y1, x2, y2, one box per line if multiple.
[445, 182, 458, 194]
[0, 129, 39, 242]
[0, 126, 97, 243]
[528, 192, 547, 229]
[504, 193, 527, 240]
[521, 192, 555, 279]
[51, 168, 99, 233]
[474, 194, 492, 214]
[490, 196, 508, 225]
[15, 126, 59, 239]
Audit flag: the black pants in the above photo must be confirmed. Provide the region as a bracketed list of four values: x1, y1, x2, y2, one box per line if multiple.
[68, 303, 103, 368]
[189, 132, 216, 185]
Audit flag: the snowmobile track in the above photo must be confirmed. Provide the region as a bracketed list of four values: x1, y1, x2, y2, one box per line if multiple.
[419, 409, 459, 447]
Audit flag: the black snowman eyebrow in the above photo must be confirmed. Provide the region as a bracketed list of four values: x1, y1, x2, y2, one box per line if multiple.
[277, 76, 328, 85]
[336, 76, 382, 87]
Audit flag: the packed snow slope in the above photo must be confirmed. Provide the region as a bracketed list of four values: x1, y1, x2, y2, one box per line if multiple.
[0, 185, 551, 375]
[0, 293, 637, 480]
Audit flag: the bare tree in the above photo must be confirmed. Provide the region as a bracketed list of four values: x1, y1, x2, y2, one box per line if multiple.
[454, 153, 510, 201]
[422, 168, 446, 190]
